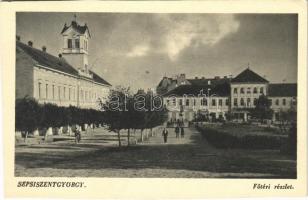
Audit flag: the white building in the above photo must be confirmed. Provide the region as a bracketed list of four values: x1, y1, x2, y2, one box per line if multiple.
[160, 68, 297, 122]
[16, 19, 111, 109]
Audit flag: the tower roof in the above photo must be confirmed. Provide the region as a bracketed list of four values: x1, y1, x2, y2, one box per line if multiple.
[231, 68, 268, 83]
[61, 20, 91, 37]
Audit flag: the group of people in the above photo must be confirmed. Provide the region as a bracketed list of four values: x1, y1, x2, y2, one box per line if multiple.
[162, 125, 185, 143]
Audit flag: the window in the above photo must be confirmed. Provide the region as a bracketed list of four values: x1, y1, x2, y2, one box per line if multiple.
[172, 98, 176, 105]
[193, 99, 196, 106]
[247, 87, 251, 94]
[69, 88, 71, 100]
[179, 99, 183, 106]
[45, 84, 48, 99]
[63, 87, 66, 99]
[218, 99, 222, 106]
[212, 99, 216, 106]
[260, 87, 264, 94]
[247, 98, 251, 106]
[269, 99, 272, 106]
[275, 99, 279, 106]
[283, 98, 286, 106]
[186, 99, 189, 106]
[240, 98, 244, 106]
[52, 85, 55, 99]
[233, 88, 238, 94]
[38, 82, 42, 98]
[254, 98, 257, 106]
[58, 86, 61, 100]
[201, 98, 207, 106]
[226, 99, 229, 106]
[234, 98, 238, 106]
[166, 99, 170, 105]
[75, 39, 80, 48]
[240, 88, 245, 94]
[253, 87, 258, 93]
[68, 39, 72, 48]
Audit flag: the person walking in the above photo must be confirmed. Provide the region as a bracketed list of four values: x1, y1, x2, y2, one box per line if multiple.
[175, 125, 180, 138]
[180, 127, 185, 138]
[162, 128, 169, 143]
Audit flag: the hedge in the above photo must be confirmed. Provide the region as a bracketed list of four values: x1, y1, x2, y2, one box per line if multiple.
[196, 125, 284, 150]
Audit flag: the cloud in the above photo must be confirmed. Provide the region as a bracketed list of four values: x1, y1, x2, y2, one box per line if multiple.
[158, 14, 241, 60]
[126, 44, 150, 57]
[101, 14, 240, 62]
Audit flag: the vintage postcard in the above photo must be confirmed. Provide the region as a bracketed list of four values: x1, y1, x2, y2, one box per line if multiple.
[0, 0, 307, 198]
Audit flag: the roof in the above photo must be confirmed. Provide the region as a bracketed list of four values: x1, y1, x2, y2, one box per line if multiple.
[17, 41, 79, 76]
[163, 81, 230, 97]
[187, 77, 230, 86]
[90, 70, 111, 86]
[231, 68, 269, 83]
[268, 83, 297, 97]
[16, 41, 111, 86]
[61, 21, 91, 37]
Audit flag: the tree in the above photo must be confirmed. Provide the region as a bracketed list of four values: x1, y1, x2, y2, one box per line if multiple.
[101, 86, 132, 147]
[15, 97, 40, 142]
[251, 95, 273, 122]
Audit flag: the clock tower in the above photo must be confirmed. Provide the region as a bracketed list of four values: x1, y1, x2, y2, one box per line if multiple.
[60, 16, 91, 75]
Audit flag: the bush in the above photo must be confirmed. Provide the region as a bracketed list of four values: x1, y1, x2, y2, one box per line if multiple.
[196, 125, 282, 150]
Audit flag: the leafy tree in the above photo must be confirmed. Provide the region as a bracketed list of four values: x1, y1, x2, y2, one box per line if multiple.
[15, 97, 40, 141]
[251, 95, 273, 122]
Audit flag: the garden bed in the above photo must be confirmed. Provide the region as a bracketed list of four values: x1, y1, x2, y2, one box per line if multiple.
[196, 123, 287, 150]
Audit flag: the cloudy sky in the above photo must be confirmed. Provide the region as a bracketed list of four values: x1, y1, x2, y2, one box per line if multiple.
[16, 13, 297, 91]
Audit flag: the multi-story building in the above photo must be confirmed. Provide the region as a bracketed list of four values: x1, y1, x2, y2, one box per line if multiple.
[160, 68, 297, 122]
[16, 19, 111, 109]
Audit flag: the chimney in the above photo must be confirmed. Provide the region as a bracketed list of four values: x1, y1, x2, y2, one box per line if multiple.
[16, 35, 20, 41]
[42, 46, 47, 52]
[28, 41, 33, 47]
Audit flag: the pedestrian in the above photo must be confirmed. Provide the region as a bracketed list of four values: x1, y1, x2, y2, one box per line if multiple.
[180, 127, 185, 138]
[175, 125, 180, 138]
[74, 128, 81, 144]
[162, 127, 169, 143]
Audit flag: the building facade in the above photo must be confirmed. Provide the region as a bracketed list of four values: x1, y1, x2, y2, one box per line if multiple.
[16, 19, 111, 109]
[160, 68, 297, 122]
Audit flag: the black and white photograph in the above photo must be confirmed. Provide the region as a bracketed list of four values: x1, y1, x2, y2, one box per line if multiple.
[15, 12, 298, 179]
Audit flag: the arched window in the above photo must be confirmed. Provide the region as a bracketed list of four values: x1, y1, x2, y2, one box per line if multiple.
[260, 87, 264, 94]
[240, 88, 245, 94]
[275, 99, 279, 105]
[233, 88, 238, 94]
[186, 99, 189, 106]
